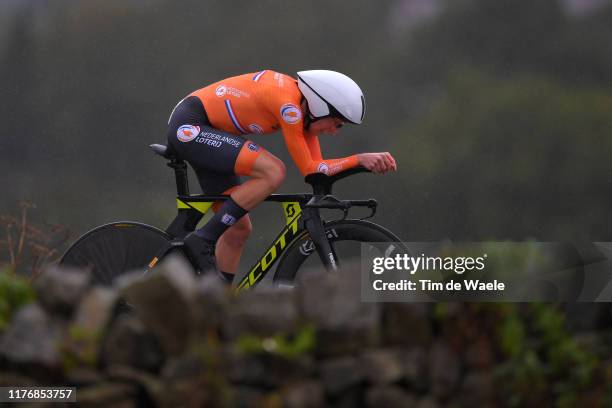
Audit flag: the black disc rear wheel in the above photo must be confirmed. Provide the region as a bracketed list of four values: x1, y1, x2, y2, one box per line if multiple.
[60, 222, 171, 285]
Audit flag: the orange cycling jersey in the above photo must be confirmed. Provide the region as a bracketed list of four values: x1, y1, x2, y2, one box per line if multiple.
[189, 70, 359, 176]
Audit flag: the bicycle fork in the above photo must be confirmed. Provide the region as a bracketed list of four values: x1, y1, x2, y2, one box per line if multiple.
[302, 206, 339, 272]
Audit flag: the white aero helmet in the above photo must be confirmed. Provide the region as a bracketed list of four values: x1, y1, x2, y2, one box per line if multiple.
[297, 70, 365, 124]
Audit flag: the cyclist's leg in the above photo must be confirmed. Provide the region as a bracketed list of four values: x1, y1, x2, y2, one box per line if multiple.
[231, 150, 286, 209]
[216, 215, 252, 276]
[189, 170, 252, 280]
[205, 184, 253, 279]
[212, 151, 287, 283]
[174, 132, 286, 234]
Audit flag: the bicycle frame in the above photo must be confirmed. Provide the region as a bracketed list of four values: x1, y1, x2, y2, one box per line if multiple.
[168, 193, 320, 291]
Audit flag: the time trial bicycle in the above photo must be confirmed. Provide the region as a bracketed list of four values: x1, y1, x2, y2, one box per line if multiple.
[60, 144, 404, 291]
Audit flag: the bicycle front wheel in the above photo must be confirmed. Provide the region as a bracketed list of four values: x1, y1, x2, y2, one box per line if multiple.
[60, 222, 171, 285]
[273, 219, 405, 286]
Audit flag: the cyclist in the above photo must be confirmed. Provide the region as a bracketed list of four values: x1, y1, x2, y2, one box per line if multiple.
[166, 70, 397, 284]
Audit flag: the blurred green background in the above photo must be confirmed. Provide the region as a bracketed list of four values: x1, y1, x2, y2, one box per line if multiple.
[2, 0, 612, 257]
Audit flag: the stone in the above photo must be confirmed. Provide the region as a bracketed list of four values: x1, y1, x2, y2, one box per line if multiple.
[159, 380, 217, 407]
[100, 314, 165, 374]
[0, 303, 65, 368]
[281, 380, 325, 408]
[429, 341, 460, 399]
[223, 286, 298, 340]
[328, 385, 364, 408]
[315, 326, 379, 358]
[298, 267, 379, 329]
[361, 349, 403, 384]
[297, 268, 380, 357]
[72, 287, 119, 333]
[415, 396, 440, 408]
[0, 372, 39, 386]
[118, 255, 198, 355]
[137, 349, 233, 407]
[455, 372, 495, 407]
[193, 274, 231, 332]
[33, 264, 91, 316]
[65, 367, 105, 387]
[106, 365, 163, 406]
[464, 336, 495, 370]
[398, 347, 428, 390]
[319, 356, 365, 395]
[76, 382, 139, 407]
[230, 386, 267, 408]
[226, 348, 314, 388]
[162, 355, 204, 378]
[365, 385, 417, 408]
[382, 303, 432, 346]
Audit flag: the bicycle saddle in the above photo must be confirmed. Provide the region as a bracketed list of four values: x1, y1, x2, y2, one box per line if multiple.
[149, 144, 175, 159]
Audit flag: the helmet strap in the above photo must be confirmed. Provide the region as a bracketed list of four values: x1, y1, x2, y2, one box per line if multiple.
[301, 97, 348, 129]
[301, 98, 314, 129]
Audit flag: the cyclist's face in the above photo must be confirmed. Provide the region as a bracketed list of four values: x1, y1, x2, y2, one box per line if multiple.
[309, 117, 345, 135]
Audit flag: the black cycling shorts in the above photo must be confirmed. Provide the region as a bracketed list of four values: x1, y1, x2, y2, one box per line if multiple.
[166, 96, 262, 194]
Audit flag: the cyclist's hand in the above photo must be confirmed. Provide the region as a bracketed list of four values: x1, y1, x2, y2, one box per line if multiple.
[357, 152, 397, 174]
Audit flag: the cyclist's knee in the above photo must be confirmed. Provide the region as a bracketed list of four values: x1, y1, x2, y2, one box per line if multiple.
[266, 159, 286, 189]
[253, 154, 286, 190]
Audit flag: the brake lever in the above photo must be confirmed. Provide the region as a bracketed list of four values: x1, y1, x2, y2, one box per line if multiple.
[359, 199, 377, 220]
[342, 207, 350, 221]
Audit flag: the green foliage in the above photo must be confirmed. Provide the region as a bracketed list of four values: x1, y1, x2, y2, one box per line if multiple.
[60, 325, 101, 372]
[498, 305, 526, 359]
[496, 303, 599, 406]
[0, 267, 36, 332]
[236, 324, 315, 358]
[531, 304, 598, 387]
[433, 302, 448, 321]
[186, 333, 234, 408]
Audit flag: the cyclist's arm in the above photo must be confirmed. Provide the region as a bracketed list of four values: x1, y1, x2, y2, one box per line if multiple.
[281, 124, 359, 176]
[269, 88, 359, 176]
[304, 130, 322, 161]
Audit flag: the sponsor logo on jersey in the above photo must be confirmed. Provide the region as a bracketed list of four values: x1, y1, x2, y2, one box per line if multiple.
[221, 213, 237, 226]
[249, 123, 264, 134]
[248, 142, 260, 152]
[317, 162, 330, 174]
[274, 72, 285, 87]
[217, 85, 250, 98]
[215, 85, 227, 97]
[198, 132, 241, 147]
[177, 124, 200, 142]
[280, 103, 301, 124]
